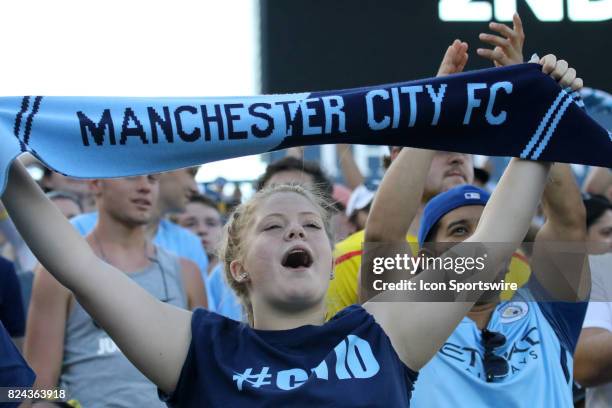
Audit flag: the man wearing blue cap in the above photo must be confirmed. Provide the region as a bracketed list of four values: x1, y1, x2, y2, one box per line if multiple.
[417, 184, 492, 248]
[407, 165, 587, 407]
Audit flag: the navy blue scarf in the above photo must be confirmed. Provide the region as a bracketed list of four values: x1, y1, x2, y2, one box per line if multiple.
[0, 63, 609, 191]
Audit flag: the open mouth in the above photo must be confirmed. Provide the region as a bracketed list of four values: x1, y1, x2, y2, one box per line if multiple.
[281, 247, 314, 269]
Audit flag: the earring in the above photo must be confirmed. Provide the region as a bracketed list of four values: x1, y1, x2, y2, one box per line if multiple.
[239, 272, 248, 282]
[330, 270, 335, 280]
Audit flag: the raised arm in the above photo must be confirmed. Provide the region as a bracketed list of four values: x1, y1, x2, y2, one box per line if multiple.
[584, 166, 612, 199]
[531, 163, 589, 300]
[360, 147, 436, 302]
[364, 148, 435, 243]
[361, 40, 469, 302]
[365, 39, 470, 243]
[336, 144, 365, 190]
[1, 161, 191, 394]
[478, 18, 588, 299]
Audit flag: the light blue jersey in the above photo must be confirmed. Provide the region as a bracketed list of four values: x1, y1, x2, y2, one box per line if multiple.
[411, 280, 587, 408]
[71, 212, 211, 301]
[207, 264, 243, 321]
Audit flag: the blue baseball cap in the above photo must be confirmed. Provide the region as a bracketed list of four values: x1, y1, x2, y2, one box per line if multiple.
[418, 185, 491, 246]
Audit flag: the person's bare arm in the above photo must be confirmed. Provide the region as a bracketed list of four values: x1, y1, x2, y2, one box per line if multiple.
[478, 15, 588, 300]
[24, 265, 70, 389]
[365, 39, 469, 243]
[360, 147, 435, 302]
[1, 160, 191, 394]
[364, 148, 435, 244]
[360, 40, 468, 302]
[574, 328, 612, 387]
[584, 166, 612, 199]
[539, 164, 586, 239]
[179, 258, 208, 310]
[336, 145, 364, 190]
[531, 163, 589, 300]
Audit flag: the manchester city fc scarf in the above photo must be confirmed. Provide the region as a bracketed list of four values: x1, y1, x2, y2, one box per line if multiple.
[0, 63, 609, 192]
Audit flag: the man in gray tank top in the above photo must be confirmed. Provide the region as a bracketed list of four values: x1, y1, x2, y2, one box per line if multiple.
[25, 174, 207, 407]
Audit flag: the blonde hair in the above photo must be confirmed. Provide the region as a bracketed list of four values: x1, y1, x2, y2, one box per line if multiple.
[218, 184, 334, 325]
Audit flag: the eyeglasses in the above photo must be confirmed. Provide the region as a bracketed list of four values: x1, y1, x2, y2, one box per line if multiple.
[482, 329, 509, 383]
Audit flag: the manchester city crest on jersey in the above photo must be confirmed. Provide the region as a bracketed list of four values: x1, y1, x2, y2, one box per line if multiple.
[499, 302, 529, 323]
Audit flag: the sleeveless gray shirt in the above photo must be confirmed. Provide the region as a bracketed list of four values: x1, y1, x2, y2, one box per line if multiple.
[59, 246, 187, 408]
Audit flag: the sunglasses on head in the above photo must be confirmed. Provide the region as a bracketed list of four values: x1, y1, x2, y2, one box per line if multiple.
[482, 329, 509, 383]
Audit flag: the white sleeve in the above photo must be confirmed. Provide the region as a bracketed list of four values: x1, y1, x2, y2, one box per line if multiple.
[583, 302, 612, 331]
[583, 254, 612, 332]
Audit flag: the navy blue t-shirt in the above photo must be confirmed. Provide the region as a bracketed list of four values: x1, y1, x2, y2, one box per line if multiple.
[0, 256, 25, 337]
[161, 305, 417, 407]
[0, 321, 35, 407]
